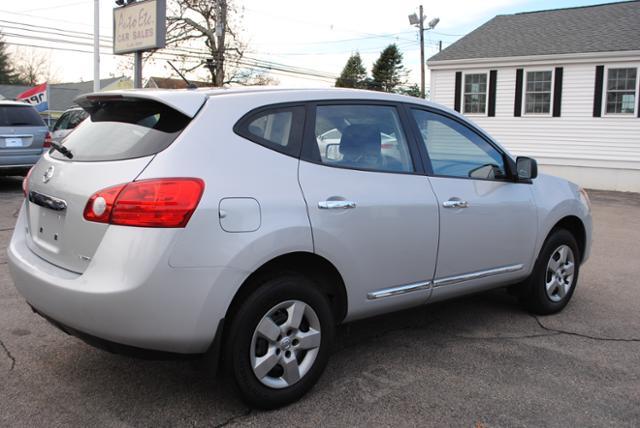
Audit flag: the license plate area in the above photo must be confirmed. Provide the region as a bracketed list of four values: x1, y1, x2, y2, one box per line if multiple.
[28, 198, 67, 253]
[3, 137, 24, 148]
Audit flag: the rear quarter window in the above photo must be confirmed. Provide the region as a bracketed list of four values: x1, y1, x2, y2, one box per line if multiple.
[50, 98, 191, 162]
[234, 105, 305, 157]
[0, 105, 46, 127]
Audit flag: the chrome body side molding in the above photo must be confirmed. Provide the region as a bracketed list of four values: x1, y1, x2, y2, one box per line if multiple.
[367, 281, 431, 300]
[433, 264, 524, 288]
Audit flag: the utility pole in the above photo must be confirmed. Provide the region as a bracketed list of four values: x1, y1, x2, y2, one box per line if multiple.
[409, 7, 439, 99]
[418, 5, 425, 99]
[93, 0, 100, 92]
[134, 51, 142, 88]
[214, 0, 226, 86]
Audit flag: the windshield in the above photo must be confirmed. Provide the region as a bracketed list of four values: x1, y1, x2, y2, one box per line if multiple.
[0, 105, 46, 127]
[50, 98, 191, 162]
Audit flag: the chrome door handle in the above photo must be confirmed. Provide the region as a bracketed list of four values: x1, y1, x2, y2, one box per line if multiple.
[318, 200, 356, 209]
[442, 199, 469, 209]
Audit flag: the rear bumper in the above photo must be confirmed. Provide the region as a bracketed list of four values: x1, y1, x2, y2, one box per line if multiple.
[0, 153, 42, 169]
[7, 204, 246, 354]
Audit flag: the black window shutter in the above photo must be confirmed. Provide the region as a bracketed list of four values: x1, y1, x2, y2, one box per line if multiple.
[514, 68, 523, 117]
[637, 77, 640, 118]
[488, 70, 497, 117]
[593, 65, 604, 117]
[552, 67, 563, 117]
[454, 72, 462, 112]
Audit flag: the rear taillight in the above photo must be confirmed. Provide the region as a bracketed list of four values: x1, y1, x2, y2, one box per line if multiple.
[83, 178, 205, 228]
[43, 132, 52, 148]
[22, 167, 34, 197]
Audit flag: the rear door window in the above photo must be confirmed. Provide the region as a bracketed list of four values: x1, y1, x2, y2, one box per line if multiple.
[51, 98, 191, 162]
[0, 105, 46, 127]
[310, 104, 414, 173]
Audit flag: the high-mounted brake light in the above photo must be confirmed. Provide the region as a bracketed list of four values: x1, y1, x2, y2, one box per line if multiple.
[22, 167, 34, 197]
[83, 178, 205, 228]
[43, 132, 53, 148]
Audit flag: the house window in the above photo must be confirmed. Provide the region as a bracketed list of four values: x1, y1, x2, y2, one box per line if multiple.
[525, 71, 552, 114]
[605, 68, 637, 114]
[463, 73, 487, 114]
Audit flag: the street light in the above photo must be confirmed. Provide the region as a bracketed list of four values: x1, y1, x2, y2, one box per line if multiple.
[409, 6, 439, 98]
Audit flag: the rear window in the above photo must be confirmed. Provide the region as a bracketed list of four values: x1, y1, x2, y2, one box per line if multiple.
[0, 105, 46, 127]
[50, 98, 191, 162]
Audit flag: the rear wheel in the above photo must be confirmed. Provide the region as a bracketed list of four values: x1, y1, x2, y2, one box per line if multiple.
[225, 274, 334, 409]
[520, 229, 580, 315]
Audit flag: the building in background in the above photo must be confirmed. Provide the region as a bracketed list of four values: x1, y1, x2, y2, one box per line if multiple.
[0, 77, 132, 125]
[145, 76, 211, 89]
[427, 1, 640, 192]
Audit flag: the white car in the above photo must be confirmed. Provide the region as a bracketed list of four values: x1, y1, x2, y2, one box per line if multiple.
[8, 87, 592, 408]
[50, 107, 88, 144]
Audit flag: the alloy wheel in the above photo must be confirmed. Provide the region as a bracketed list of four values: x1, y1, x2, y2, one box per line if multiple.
[545, 244, 575, 302]
[250, 300, 322, 389]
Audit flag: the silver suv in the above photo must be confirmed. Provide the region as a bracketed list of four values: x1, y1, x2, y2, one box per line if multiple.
[0, 101, 50, 176]
[8, 88, 592, 408]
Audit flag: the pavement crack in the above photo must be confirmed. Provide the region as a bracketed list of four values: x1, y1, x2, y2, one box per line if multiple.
[533, 315, 640, 342]
[0, 339, 16, 371]
[0, 227, 14, 232]
[213, 408, 252, 428]
[452, 331, 560, 341]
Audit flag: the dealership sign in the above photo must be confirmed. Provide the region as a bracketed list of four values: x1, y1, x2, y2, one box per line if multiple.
[113, 0, 166, 54]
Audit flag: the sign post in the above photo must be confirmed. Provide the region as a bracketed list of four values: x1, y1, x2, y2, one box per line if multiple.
[113, 0, 166, 88]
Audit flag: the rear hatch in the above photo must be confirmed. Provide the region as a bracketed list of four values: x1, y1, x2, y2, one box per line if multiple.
[24, 95, 198, 273]
[0, 104, 48, 159]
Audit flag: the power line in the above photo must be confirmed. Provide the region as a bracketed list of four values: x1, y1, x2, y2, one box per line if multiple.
[17, 1, 88, 13]
[2, 41, 338, 84]
[0, 18, 112, 42]
[242, 6, 417, 44]
[0, 8, 111, 32]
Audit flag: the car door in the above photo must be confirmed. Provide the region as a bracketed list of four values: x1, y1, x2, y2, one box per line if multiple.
[298, 102, 440, 320]
[408, 108, 537, 300]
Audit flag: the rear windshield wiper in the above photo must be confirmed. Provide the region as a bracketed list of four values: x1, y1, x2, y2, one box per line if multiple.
[49, 141, 74, 159]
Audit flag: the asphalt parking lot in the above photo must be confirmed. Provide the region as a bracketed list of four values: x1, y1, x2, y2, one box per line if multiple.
[1, 175, 639, 427]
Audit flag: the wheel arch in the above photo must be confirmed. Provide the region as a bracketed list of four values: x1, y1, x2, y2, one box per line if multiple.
[224, 251, 349, 326]
[549, 215, 587, 262]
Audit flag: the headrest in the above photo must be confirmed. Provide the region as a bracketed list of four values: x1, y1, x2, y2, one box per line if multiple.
[339, 124, 381, 157]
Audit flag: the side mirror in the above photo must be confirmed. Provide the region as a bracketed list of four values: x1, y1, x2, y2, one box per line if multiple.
[516, 157, 538, 180]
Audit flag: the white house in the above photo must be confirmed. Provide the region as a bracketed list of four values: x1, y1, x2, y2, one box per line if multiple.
[427, 1, 640, 192]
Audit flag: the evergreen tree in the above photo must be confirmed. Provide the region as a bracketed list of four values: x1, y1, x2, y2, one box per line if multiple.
[0, 33, 18, 84]
[371, 44, 407, 92]
[335, 52, 367, 88]
[398, 83, 421, 98]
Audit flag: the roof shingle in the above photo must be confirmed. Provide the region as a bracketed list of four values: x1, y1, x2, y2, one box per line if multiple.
[429, 1, 640, 62]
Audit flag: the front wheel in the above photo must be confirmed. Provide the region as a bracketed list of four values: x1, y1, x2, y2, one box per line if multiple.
[225, 274, 334, 409]
[520, 229, 580, 315]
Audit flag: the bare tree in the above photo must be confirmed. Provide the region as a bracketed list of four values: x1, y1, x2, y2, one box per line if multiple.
[165, 0, 246, 86]
[12, 48, 59, 85]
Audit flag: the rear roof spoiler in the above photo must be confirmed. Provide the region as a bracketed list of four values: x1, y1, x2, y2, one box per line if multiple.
[74, 90, 207, 118]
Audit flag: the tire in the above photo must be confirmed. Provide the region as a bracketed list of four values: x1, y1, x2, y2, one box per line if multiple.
[520, 229, 580, 315]
[224, 273, 335, 409]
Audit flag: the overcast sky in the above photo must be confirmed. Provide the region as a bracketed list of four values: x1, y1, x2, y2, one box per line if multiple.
[0, 0, 624, 88]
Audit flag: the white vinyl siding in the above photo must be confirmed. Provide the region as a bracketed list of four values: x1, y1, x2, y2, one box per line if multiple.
[429, 59, 640, 192]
